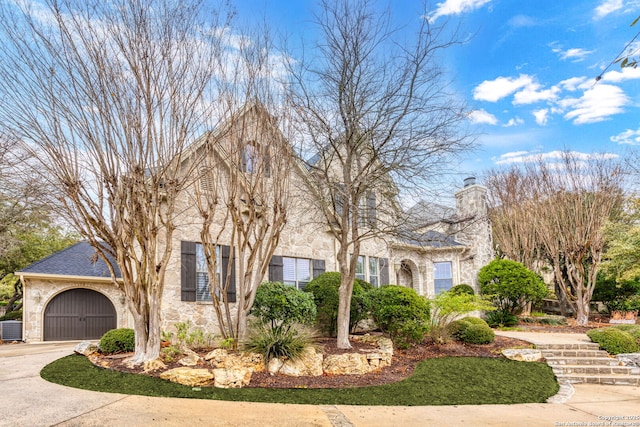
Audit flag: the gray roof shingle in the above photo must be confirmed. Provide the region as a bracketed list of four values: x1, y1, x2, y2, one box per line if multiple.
[17, 242, 121, 279]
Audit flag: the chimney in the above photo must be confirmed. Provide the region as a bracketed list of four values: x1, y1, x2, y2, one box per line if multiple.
[463, 176, 476, 188]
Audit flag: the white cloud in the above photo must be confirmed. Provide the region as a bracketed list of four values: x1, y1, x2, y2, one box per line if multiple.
[552, 47, 595, 62]
[601, 66, 640, 82]
[513, 83, 560, 105]
[503, 117, 524, 127]
[559, 77, 590, 91]
[611, 128, 640, 145]
[473, 74, 534, 102]
[468, 109, 498, 125]
[428, 0, 492, 22]
[533, 109, 549, 125]
[495, 150, 618, 165]
[594, 0, 624, 18]
[561, 84, 629, 124]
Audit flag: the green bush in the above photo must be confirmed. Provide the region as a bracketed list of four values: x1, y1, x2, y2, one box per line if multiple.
[251, 282, 317, 328]
[587, 328, 640, 355]
[478, 259, 548, 314]
[460, 316, 490, 327]
[305, 272, 372, 337]
[613, 325, 640, 342]
[99, 328, 135, 354]
[428, 291, 494, 344]
[0, 310, 22, 321]
[593, 274, 640, 313]
[460, 324, 495, 344]
[369, 285, 430, 348]
[447, 319, 472, 340]
[484, 309, 518, 328]
[450, 284, 475, 296]
[243, 322, 318, 362]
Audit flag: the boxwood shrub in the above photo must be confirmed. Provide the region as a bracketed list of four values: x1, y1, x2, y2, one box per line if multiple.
[369, 285, 430, 348]
[99, 328, 135, 354]
[587, 327, 640, 355]
[305, 272, 372, 337]
[460, 323, 495, 344]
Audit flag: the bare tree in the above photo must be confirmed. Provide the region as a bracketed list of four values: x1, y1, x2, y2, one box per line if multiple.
[288, 0, 472, 348]
[485, 169, 539, 270]
[487, 152, 625, 325]
[0, 0, 230, 364]
[188, 24, 295, 343]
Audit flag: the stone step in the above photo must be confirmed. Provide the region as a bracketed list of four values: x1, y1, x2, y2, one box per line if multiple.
[537, 343, 601, 350]
[542, 349, 609, 358]
[545, 356, 621, 366]
[552, 365, 637, 375]
[555, 373, 640, 386]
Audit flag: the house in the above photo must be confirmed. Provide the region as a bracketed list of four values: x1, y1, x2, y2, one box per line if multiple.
[17, 106, 493, 342]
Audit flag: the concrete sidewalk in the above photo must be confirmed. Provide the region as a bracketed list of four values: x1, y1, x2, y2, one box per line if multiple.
[1, 334, 639, 427]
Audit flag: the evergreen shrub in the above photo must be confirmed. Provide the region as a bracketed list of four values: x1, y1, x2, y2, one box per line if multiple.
[460, 324, 495, 344]
[99, 328, 135, 354]
[587, 328, 640, 355]
[369, 285, 430, 348]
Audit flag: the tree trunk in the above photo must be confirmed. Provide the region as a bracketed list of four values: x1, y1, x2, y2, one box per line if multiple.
[126, 292, 161, 366]
[336, 274, 354, 349]
[575, 297, 590, 326]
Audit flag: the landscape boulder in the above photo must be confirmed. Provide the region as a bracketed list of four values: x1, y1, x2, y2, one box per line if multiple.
[160, 367, 214, 387]
[501, 349, 543, 362]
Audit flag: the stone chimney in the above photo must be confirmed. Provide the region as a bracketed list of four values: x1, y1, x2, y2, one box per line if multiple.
[455, 177, 487, 219]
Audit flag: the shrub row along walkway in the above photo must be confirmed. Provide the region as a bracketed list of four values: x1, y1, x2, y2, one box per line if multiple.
[1, 334, 640, 427]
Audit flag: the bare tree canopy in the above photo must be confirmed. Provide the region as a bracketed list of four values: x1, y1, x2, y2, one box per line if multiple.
[288, 0, 473, 348]
[486, 151, 626, 325]
[0, 0, 231, 364]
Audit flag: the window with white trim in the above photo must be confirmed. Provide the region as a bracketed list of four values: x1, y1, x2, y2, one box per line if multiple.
[283, 257, 312, 290]
[368, 256, 379, 287]
[196, 244, 221, 302]
[355, 255, 365, 281]
[434, 261, 453, 294]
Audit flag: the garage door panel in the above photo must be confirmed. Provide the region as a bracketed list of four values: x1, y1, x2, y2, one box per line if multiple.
[44, 289, 116, 341]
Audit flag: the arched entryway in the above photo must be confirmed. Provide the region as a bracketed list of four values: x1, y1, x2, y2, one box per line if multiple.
[396, 259, 420, 292]
[44, 288, 116, 341]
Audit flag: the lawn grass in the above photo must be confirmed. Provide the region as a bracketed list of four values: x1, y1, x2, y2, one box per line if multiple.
[41, 355, 559, 406]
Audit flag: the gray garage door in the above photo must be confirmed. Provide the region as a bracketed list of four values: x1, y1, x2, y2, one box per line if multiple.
[44, 288, 116, 341]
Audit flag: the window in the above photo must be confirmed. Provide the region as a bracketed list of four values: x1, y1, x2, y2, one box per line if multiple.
[355, 255, 365, 281]
[195, 244, 220, 302]
[368, 256, 379, 287]
[434, 261, 453, 294]
[241, 141, 270, 177]
[283, 257, 312, 290]
[352, 255, 386, 287]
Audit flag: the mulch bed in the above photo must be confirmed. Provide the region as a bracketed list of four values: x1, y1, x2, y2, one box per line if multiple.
[89, 318, 601, 389]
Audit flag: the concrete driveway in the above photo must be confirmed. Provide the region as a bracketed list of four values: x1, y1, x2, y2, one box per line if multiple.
[1, 339, 639, 427]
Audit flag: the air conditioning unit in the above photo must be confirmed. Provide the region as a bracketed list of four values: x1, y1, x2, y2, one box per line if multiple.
[0, 320, 23, 341]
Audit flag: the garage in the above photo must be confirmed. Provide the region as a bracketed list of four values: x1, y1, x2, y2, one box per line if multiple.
[44, 288, 116, 341]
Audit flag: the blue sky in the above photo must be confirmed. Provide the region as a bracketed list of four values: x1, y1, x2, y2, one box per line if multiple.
[233, 0, 640, 178]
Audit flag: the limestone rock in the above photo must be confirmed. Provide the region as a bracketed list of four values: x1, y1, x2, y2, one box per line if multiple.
[279, 347, 323, 377]
[74, 341, 98, 356]
[616, 353, 640, 367]
[206, 349, 264, 372]
[143, 359, 167, 373]
[160, 367, 214, 387]
[178, 348, 201, 367]
[213, 368, 252, 388]
[267, 357, 284, 375]
[502, 349, 543, 362]
[323, 353, 370, 375]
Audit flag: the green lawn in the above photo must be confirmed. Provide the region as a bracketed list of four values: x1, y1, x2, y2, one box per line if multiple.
[41, 355, 559, 406]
